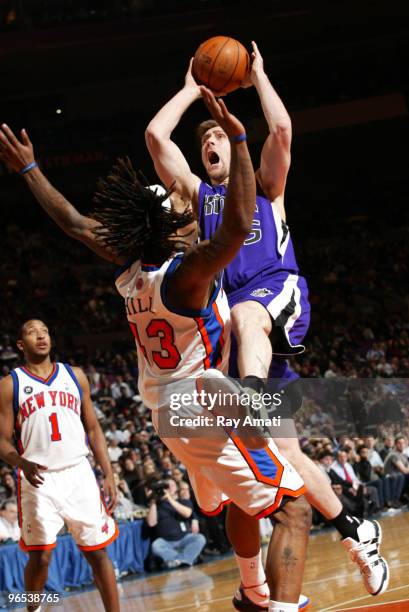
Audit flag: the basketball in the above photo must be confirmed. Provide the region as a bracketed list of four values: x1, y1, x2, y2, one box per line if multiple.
[193, 36, 250, 94]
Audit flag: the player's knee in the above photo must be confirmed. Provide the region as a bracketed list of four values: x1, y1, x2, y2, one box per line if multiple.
[275, 436, 303, 465]
[231, 303, 271, 336]
[196, 533, 207, 548]
[284, 496, 312, 531]
[83, 548, 108, 567]
[152, 538, 165, 555]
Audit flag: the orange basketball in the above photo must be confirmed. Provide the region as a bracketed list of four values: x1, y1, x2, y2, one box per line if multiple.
[193, 36, 250, 94]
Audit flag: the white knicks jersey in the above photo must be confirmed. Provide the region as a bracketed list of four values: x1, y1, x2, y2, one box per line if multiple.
[115, 254, 231, 410]
[11, 363, 89, 471]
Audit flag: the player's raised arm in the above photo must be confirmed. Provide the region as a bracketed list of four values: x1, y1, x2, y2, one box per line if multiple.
[145, 59, 202, 204]
[243, 42, 292, 213]
[170, 88, 256, 310]
[0, 124, 126, 265]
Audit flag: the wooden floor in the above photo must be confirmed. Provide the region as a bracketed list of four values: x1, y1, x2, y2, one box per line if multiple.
[49, 512, 409, 611]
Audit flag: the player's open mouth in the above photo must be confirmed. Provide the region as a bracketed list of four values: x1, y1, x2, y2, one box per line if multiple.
[208, 151, 220, 166]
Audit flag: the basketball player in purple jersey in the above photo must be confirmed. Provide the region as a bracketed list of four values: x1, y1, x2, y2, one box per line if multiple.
[145, 41, 389, 603]
[1, 91, 313, 612]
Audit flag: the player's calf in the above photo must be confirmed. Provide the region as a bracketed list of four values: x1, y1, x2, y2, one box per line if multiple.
[82, 549, 120, 612]
[25, 550, 53, 609]
[265, 496, 311, 608]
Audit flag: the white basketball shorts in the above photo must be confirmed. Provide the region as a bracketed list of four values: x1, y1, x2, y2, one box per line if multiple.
[158, 427, 305, 518]
[17, 457, 118, 551]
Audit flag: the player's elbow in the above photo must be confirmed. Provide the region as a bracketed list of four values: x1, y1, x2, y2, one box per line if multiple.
[145, 124, 166, 152]
[274, 121, 292, 139]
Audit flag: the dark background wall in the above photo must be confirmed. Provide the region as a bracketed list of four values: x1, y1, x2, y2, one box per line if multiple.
[0, 0, 408, 351]
[1, 0, 408, 229]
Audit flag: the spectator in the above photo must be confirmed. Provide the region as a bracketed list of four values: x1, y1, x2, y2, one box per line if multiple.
[122, 458, 143, 499]
[110, 375, 132, 400]
[106, 422, 128, 444]
[384, 437, 409, 484]
[362, 435, 384, 474]
[379, 436, 395, 461]
[331, 448, 380, 515]
[0, 500, 19, 542]
[113, 473, 135, 520]
[0, 471, 16, 504]
[171, 467, 186, 485]
[353, 445, 393, 509]
[316, 450, 360, 518]
[146, 479, 206, 569]
[160, 457, 174, 478]
[107, 438, 123, 462]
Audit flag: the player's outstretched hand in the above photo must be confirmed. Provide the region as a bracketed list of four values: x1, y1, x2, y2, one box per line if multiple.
[21, 459, 47, 488]
[241, 41, 265, 88]
[184, 57, 201, 92]
[199, 86, 245, 138]
[103, 473, 118, 514]
[0, 124, 35, 173]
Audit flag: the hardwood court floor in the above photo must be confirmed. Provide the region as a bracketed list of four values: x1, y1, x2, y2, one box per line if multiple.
[50, 512, 409, 611]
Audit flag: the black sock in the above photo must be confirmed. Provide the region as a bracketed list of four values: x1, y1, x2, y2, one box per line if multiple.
[242, 375, 265, 393]
[330, 509, 361, 540]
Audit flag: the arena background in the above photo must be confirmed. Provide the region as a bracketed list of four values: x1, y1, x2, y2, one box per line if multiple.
[0, 1, 409, 611]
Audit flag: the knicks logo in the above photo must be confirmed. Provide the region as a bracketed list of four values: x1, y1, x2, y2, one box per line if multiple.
[24, 386, 33, 394]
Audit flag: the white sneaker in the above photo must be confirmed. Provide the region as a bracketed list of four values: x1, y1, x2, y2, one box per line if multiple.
[232, 583, 310, 610]
[342, 519, 389, 595]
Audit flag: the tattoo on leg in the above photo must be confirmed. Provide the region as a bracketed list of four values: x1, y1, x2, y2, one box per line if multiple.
[282, 546, 299, 573]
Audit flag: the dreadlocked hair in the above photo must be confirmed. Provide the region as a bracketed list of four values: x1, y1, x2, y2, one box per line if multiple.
[92, 158, 195, 263]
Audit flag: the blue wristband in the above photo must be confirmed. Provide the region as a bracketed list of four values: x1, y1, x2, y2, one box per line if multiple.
[230, 133, 247, 143]
[19, 161, 38, 175]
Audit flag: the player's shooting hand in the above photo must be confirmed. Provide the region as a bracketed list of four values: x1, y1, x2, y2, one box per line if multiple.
[199, 86, 245, 138]
[0, 125, 35, 173]
[185, 58, 201, 93]
[21, 460, 47, 488]
[241, 41, 265, 88]
[103, 473, 118, 514]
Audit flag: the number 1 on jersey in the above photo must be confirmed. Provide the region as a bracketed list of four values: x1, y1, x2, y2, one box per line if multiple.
[49, 413, 62, 441]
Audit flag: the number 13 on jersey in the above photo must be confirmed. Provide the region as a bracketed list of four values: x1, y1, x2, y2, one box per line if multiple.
[129, 319, 181, 369]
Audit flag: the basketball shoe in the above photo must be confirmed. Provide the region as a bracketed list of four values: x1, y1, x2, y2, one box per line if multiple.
[342, 519, 389, 595]
[232, 583, 311, 611]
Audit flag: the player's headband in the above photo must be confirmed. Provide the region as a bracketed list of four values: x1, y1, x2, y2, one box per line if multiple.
[147, 184, 171, 210]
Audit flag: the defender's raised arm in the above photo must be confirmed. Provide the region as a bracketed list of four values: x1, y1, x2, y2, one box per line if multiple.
[0, 124, 125, 265]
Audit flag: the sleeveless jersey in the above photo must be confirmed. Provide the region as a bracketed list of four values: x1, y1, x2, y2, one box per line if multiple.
[115, 254, 231, 410]
[198, 182, 300, 295]
[11, 363, 89, 471]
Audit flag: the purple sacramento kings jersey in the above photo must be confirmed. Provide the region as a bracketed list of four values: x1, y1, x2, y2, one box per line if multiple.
[198, 182, 300, 295]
